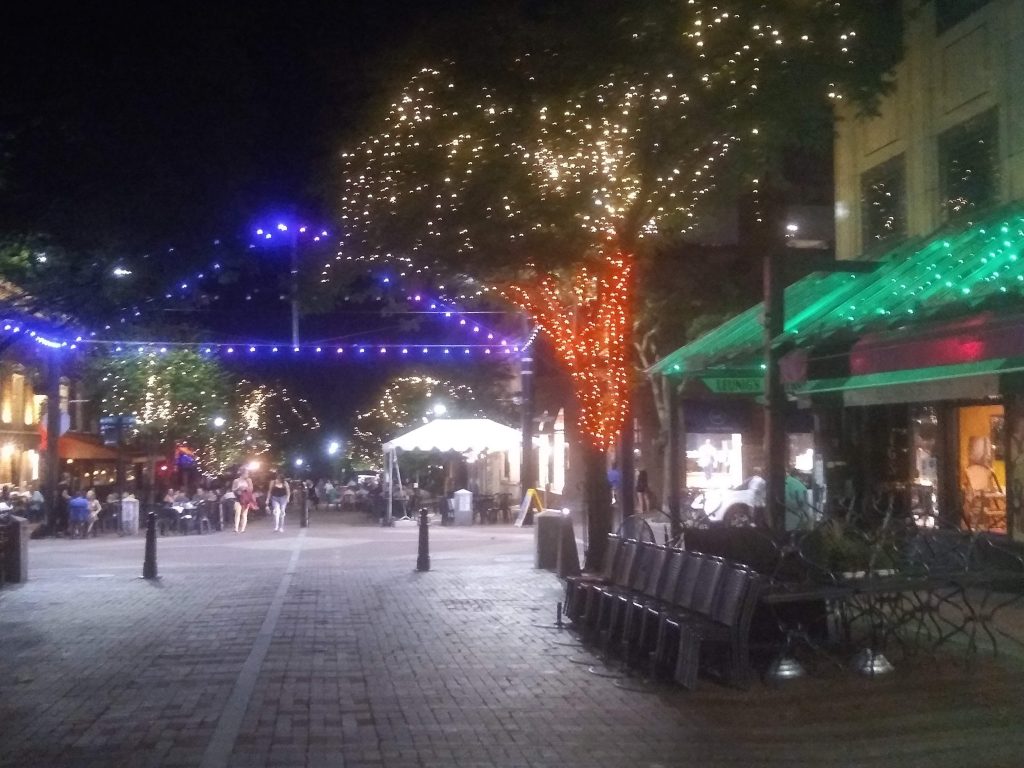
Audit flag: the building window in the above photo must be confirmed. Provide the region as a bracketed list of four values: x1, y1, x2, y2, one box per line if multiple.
[935, 0, 991, 35]
[939, 109, 999, 222]
[11, 373, 25, 426]
[861, 155, 907, 248]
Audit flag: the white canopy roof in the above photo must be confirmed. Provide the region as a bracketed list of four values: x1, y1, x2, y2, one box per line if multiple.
[382, 418, 521, 455]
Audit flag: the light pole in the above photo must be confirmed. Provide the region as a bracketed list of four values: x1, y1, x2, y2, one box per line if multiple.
[253, 221, 329, 348]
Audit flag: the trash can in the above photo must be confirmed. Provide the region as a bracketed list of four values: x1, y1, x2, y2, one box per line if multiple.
[534, 510, 562, 570]
[291, 485, 309, 528]
[0, 513, 29, 583]
[452, 489, 473, 525]
[120, 498, 140, 536]
[220, 496, 236, 531]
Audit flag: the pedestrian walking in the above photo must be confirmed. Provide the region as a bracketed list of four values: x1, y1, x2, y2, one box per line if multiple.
[232, 468, 255, 533]
[267, 473, 290, 532]
[635, 468, 650, 514]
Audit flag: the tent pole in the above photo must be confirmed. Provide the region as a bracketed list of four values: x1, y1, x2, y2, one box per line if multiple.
[385, 450, 394, 527]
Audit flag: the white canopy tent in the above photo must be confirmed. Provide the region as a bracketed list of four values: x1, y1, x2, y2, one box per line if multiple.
[382, 418, 521, 524]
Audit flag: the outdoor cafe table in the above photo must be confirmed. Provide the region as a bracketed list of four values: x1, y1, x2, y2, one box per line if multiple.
[759, 563, 1024, 668]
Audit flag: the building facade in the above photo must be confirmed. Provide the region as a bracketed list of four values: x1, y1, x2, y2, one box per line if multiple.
[835, 0, 1024, 260]
[652, 0, 1024, 541]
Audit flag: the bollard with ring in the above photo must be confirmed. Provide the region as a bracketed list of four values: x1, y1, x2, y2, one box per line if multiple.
[141, 510, 159, 580]
[416, 507, 430, 572]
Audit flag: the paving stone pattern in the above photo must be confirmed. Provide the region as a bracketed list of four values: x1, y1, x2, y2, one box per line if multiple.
[1, 514, 1024, 767]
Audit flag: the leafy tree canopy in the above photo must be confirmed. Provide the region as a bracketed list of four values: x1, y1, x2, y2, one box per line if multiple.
[332, 0, 902, 285]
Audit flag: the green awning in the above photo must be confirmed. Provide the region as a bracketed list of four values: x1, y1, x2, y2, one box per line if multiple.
[793, 357, 1024, 395]
[650, 203, 1024, 378]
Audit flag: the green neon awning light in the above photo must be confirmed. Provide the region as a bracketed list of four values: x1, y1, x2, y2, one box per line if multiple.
[650, 203, 1024, 377]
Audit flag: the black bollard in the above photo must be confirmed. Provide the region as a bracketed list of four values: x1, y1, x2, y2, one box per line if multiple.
[142, 510, 158, 580]
[300, 496, 310, 528]
[416, 507, 430, 572]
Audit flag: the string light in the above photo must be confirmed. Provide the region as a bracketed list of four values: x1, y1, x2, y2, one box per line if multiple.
[505, 252, 632, 450]
[333, 1, 885, 448]
[349, 375, 479, 468]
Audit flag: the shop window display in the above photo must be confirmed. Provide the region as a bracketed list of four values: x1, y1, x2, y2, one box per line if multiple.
[959, 403, 1006, 532]
[911, 406, 940, 524]
[686, 433, 743, 490]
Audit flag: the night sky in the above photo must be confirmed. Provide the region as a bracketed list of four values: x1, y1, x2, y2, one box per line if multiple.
[1, 0, 516, 435]
[1, 1, 469, 250]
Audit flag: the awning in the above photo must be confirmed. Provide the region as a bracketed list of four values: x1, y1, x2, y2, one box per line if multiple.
[650, 202, 1024, 378]
[382, 418, 521, 454]
[59, 434, 119, 461]
[791, 357, 1024, 406]
[797, 357, 1024, 395]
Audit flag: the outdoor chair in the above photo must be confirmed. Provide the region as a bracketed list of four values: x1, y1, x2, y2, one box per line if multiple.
[155, 505, 179, 535]
[564, 535, 621, 622]
[193, 501, 213, 533]
[494, 492, 513, 524]
[651, 553, 727, 678]
[472, 495, 495, 524]
[672, 564, 762, 689]
[576, 540, 638, 635]
[621, 548, 686, 668]
[599, 543, 665, 654]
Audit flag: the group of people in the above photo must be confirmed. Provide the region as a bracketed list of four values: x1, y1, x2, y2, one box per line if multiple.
[157, 468, 296, 534]
[222, 468, 292, 533]
[65, 488, 135, 538]
[0, 484, 45, 521]
[606, 464, 653, 512]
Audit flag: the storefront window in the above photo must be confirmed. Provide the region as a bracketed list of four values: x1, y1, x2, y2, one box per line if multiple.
[911, 406, 941, 524]
[686, 433, 743, 489]
[958, 403, 1006, 532]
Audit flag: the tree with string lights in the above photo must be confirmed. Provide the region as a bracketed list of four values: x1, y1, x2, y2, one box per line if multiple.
[334, 0, 901, 563]
[348, 373, 508, 476]
[85, 349, 322, 481]
[86, 348, 234, 491]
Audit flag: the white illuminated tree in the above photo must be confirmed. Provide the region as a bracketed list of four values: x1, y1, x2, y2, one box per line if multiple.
[334, 0, 900, 559]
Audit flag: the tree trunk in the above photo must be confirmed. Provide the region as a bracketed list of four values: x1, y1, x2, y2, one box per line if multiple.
[635, 327, 670, 510]
[582, 440, 613, 571]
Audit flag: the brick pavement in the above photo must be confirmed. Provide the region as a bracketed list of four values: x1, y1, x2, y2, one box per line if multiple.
[1, 512, 1024, 768]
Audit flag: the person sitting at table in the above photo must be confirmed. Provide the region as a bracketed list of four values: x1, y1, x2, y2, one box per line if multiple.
[28, 487, 44, 522]
[85, 489, 102, 537]
[68, 490, 90, 539]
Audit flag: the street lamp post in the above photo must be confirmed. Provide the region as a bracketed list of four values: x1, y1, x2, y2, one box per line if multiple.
[289, 227, 300, 347]
[253, 220, 329, 348]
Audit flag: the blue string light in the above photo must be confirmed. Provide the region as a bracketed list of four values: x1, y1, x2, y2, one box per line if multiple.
[110, 229, 522, 348]
[2, 318, 522, 359]
[6, 221, 528, 357]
